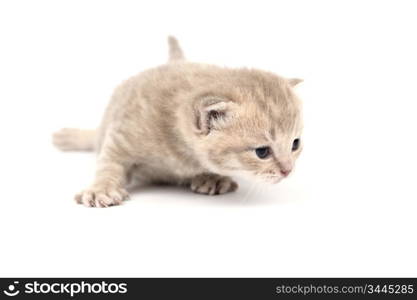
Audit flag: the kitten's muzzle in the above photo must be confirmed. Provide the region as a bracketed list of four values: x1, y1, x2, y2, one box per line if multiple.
[280, 168, 292, 177]
[277, 160, 293, 177]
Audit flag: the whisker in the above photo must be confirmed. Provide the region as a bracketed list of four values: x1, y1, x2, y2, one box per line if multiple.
[241, 181, 257, 204]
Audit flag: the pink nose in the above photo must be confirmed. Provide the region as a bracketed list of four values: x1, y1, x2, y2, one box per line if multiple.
[280, 169, 292, 177]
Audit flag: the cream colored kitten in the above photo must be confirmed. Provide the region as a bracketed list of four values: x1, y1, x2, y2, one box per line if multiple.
[53, 37, 303, 208]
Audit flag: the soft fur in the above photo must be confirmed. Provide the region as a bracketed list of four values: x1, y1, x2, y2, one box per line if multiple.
[53, 37, 303, 207]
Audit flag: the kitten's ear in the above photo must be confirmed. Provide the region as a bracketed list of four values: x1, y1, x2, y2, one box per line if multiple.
[194, 97, 236, 135]
[288, 78, 303, 87]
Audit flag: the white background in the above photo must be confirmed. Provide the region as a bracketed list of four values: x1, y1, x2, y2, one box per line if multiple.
[0, 0, 416, 277]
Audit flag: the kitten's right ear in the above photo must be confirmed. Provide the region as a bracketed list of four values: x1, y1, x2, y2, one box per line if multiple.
[193, 97, 236, 135]
[288, 78, 303, 87]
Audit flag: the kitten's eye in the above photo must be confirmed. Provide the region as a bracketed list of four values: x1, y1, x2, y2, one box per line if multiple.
[255, 147, 272, 159]
[292, 138, 300, 151]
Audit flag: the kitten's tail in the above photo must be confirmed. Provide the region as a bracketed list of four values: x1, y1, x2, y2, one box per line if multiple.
[52, 128, 96, 152]
[167, 36, 185, 62]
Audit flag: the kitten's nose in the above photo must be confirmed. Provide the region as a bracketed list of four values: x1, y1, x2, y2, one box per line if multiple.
[278, 159, 293, 177]
[280, 168, 292, 177]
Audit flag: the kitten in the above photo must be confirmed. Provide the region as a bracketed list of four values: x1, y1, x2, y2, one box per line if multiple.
[53, 36, 303, 208]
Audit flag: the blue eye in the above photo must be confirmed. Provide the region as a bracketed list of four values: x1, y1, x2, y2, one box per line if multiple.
[292, 139, 300, 151]
[255, 147, 271, 159]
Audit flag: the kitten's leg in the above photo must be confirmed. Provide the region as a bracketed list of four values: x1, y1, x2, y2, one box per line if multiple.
[53, 128, 96, 151]
[75, 149, 130, 208]
[190, 173, 238, 195]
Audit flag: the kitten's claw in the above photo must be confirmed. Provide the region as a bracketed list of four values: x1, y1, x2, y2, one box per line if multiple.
[190, 174, 238, 195]
[75, 186, 129, 208]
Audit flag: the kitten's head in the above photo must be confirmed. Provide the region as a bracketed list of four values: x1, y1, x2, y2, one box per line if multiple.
[190, 71, 303, 184]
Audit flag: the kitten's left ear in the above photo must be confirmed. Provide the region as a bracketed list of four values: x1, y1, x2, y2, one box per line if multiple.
[193, 97, 237, 135]
[288, 78, 303, 87]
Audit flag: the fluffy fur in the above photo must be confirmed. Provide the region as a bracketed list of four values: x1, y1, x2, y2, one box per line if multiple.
[53, 37, 303, 207]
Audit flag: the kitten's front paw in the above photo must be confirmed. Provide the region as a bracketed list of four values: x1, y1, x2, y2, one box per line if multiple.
[75, 186, 129, 208]
[190, 174, 238, 195]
